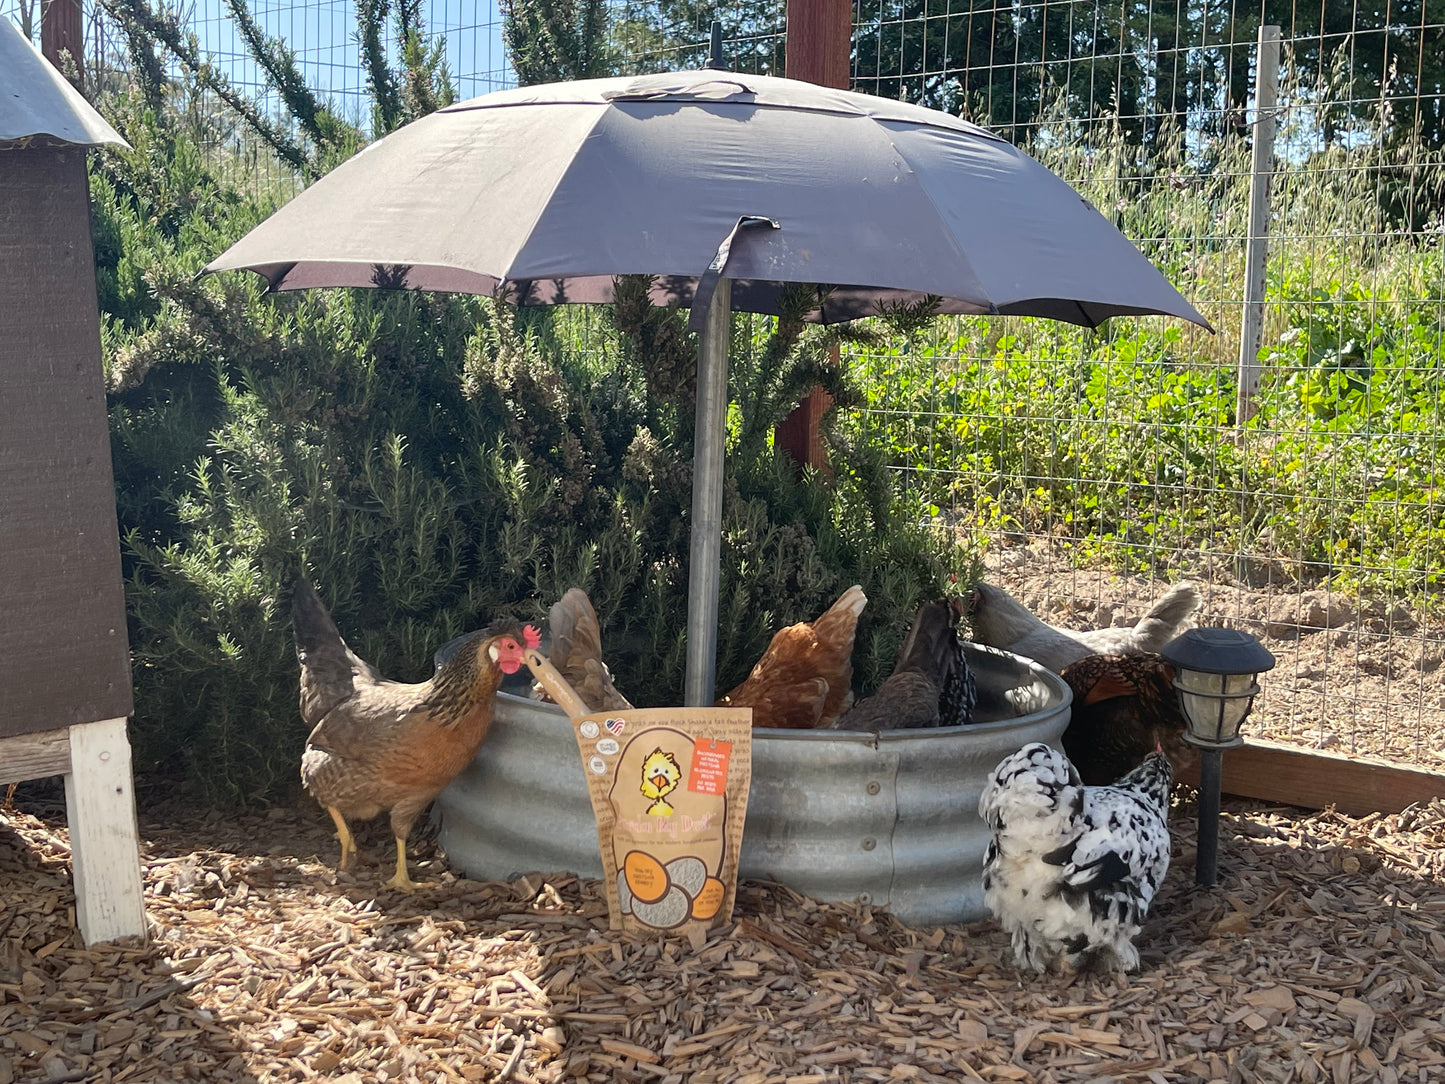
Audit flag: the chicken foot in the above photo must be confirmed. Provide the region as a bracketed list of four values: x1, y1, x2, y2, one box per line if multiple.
[382, 839, 430, 893]
[380, 801, 433, 892]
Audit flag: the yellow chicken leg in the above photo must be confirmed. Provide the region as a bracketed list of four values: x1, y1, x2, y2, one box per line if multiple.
[381, 837, 430, 892]
[327, 807, 357, 871]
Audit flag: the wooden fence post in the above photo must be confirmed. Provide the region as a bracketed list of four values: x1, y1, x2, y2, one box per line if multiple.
[775, 0, 852, 473]
[41, 0, 85, 89]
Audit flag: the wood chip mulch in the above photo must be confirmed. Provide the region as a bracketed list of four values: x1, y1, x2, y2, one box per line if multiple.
[3, 791, 1444, 1084]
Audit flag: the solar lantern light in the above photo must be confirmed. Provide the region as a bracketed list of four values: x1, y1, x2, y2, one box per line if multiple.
[1159, 627, 1276, 887]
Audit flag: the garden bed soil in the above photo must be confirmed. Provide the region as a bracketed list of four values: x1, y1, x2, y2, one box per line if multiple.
[3, 786, 1443, 1084]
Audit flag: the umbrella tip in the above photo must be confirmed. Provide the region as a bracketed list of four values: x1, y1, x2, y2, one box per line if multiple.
[703, 20, 729, 70]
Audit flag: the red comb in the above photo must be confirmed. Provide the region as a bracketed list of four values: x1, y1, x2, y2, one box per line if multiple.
[524, 625, 542, 650]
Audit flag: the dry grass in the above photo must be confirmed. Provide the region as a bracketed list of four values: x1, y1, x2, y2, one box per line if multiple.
[3, 782, 1444, 1084]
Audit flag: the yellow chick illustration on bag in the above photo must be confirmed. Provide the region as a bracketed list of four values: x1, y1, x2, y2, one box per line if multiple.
[640, 748, 682, 815]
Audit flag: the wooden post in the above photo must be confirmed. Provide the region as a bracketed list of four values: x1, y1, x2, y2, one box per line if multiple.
[776, 0, 852, 473]
[41, 0, 85, 89]
[784, 0, 851, 85]
[64, 719, 148, 945]
[1236, 25, 1279, 426]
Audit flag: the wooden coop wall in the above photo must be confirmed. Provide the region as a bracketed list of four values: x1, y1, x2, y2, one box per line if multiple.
[0, 147, 133, 740]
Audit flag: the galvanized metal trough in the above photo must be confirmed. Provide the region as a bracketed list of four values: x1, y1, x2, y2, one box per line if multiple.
[436, 642, 1069, 926]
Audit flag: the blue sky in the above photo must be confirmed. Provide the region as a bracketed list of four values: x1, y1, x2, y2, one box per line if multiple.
[4, 0, 516, 113]
[201, 0, 516, 104]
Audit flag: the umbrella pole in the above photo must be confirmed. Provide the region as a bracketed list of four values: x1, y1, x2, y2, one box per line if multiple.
[684, 276, 732, 706]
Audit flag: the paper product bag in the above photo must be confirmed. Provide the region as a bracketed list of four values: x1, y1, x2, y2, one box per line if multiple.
[527, 651, 752, 934]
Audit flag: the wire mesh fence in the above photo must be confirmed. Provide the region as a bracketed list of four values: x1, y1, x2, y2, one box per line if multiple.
[6, 0, 1442, 767]
[843, 2, 1444, 767]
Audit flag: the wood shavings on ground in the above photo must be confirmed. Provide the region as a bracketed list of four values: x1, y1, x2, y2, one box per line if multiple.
[2, 791, 1443, 1084]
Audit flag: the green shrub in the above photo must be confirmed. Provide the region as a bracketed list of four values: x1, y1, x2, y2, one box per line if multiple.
[94, 99, 970, 806]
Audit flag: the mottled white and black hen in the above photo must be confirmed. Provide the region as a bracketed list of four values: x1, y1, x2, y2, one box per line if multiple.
[978, 742, 1172, 973]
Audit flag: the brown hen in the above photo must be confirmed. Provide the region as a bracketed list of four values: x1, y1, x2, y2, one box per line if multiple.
[717, 585, 867, 729]
[532, 587, 632, 713]
[293, 579, 537, 890]
[1059, 652, 1197, 786]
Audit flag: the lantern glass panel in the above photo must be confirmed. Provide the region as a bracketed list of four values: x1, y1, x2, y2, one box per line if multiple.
[1175, 668, 1257, 744]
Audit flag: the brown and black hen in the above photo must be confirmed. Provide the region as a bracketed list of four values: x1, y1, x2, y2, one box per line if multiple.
[1059, 652, 1197, 786]
[830, 598, 976, 730]
[293, 579, 538, 890]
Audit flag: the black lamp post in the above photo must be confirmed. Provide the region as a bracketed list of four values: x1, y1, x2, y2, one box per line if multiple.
[1159, 627, 1276, 886]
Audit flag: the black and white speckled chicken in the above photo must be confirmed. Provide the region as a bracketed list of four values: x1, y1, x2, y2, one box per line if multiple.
[1059, 652, 1197, 786]
[829, 598, 976, 730]
[967, 581, 1201, 674]
[979, 742, 1173, 973]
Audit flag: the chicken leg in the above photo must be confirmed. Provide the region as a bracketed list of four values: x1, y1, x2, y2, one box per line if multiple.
[383, 837, 427, 893]
[380, 798, 433, 892]
[326, 806, 357, 871]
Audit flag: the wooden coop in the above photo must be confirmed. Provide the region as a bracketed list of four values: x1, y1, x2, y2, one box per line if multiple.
[0, 21, 146, 945]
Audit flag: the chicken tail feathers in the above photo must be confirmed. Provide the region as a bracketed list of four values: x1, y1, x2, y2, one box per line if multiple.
[814, 584, 868, 642]
[1130, 582, 1202, 650]
[292, 578, 380, 726]
[894, 601, 956, 678]
[542, 587, 632, 712]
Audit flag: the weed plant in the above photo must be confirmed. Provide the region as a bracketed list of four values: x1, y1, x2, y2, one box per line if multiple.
[843, 120, 1443, 601]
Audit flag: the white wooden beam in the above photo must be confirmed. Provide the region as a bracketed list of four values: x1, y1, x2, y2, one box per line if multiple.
[0, 726, 72, 782]
[63, 718, 147, 945]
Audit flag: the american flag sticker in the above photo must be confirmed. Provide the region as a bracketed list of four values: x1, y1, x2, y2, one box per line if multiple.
[604, 718, 626, 736]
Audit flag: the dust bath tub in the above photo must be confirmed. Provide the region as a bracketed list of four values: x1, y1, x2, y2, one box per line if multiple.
[435, 643, 1069, 926]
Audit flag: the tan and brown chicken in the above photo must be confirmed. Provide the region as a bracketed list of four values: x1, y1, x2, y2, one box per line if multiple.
[293, 578, 538, 891]
[531, 587, 632, 713]
[967, 580, 1201, 674]
[1059, 652, 1197, 786]
[717, 585, 867, 729]
[830, 598, 976, 730]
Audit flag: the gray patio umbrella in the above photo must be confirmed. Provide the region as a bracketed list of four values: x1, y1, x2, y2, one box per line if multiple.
[205, 67, 1210, 705]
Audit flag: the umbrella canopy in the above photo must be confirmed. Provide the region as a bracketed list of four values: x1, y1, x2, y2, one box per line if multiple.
[207, 68, 1210, 707]
[206, 69, 1208, 330]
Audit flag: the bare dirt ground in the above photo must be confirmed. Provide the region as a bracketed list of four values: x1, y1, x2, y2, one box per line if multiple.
[976, 539, 1445, 770]
[3, 783, 1444, 1084]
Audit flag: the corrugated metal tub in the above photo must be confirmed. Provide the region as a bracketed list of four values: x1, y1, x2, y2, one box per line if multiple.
[435, 643, 1069, 926]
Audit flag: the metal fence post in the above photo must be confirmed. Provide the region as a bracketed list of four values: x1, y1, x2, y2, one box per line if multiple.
[1237, 24, 1281, 426]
